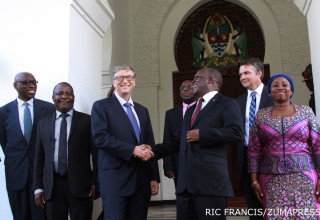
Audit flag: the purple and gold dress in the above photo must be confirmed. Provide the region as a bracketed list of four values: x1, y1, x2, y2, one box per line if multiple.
[248, 105, 320, 219]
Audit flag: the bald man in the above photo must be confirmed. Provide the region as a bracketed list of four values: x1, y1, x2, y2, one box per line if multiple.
[0, 72, 55, 220]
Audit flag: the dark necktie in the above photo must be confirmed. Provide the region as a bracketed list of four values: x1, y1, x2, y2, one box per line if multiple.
[190, 98, 204, 127]
[249, 92, 257, 128]
[124, 103, 141, 143]
[58, 113, 68, 176]
[23, 102, 32, 143]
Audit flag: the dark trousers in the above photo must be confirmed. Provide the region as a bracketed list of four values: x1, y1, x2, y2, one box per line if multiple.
[243, 148, 263, 220]
[45, 173, 93, 220]
[176, 190, 227, 220]
[7, 170, 45, 220]
[101, 184, 150, 220]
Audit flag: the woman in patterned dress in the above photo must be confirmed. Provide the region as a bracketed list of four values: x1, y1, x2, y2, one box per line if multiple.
[248, 73, 320, 219]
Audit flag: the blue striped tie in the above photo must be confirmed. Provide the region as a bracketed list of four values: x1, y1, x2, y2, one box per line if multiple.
[249, 92, 257, 128]
[124, 103, 141, 143]
[23, 102, 32, 143]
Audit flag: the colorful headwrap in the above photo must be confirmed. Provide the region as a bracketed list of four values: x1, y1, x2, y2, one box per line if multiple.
[267, 73, 294, 95]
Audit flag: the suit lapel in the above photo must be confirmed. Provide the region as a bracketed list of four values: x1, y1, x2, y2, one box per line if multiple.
[9, 100, 25, 138]
[69, 110, 79, 138]
[259, 85, 271, 109]
[178, 106, 184, 120]
[238, 92, 247, 123]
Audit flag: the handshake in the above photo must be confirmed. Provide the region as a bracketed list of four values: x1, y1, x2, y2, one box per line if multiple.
[133, 144, 154, 161]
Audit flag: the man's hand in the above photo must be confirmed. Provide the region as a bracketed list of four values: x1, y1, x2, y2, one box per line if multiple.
[88, 185, 96, 202]
[186, 129, 199, 142]
[150, 180, 159, 195]
[133, 144, 154, 161]
[164, 171, 175, 179]
[34, 192, 45, 209]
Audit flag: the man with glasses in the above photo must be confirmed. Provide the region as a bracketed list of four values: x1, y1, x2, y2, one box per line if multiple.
[0, 72, 55, 220]
[163, 80, 196, 187]
[91, 65, 160, 220]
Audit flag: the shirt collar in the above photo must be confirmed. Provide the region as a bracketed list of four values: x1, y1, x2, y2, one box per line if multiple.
[115, 92, 134, 106]
[248, 83, 264, 97]
[55, 109, 74, 119]
[17, 97, 34, 107]
[183, 101, 196, 108]
[202, 91, 218, 103]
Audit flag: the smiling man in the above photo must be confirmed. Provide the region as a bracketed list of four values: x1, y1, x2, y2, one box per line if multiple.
[236, 58, 273, 220]
[91, 65, 160, 220]
[0, 72, 55, 220]
[33, 82, 97, 220]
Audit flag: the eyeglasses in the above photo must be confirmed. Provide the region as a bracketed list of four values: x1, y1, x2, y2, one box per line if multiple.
[179, 85, 194, 91]
[16, 80, 38, 85]
[114, 75, 135, 82]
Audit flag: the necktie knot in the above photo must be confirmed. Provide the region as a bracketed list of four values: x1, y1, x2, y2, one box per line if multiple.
[251, 91, 256, 98]
[61, 113, 68, 119]
[124, 102, 131, 108]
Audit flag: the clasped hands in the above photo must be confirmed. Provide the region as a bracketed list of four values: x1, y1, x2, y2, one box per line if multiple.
[133, 144, 154, 161]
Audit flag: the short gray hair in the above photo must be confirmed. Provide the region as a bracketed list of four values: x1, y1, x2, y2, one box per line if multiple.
[112, 65, 135, 79]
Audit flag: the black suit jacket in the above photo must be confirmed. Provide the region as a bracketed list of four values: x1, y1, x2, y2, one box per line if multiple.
[162, 105, 183, 177]
[0, 98, 55, 191]
[155, 93, 244, 197]
[91, 95, 160, 198]
[235, 85, 273, 178]
[33, 110, 97, 200]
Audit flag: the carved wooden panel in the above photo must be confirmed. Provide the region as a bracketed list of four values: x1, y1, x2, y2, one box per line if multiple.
[174, 0, 265, 72]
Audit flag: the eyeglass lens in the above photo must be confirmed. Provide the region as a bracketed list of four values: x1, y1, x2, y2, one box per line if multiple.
[180, 85, 193, 90]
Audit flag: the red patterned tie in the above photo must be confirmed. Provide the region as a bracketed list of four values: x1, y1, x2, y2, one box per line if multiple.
[190, 98, 204, 127]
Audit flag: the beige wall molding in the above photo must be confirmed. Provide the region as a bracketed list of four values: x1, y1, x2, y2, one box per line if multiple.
[71, 0, 114, 37]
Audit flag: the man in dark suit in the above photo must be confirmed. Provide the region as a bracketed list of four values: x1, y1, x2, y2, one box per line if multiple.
[236, 58, 273, 219]
[33, 82, 97, 220]
[0, 72, 55, 220]
[91, 65, 160, 220]
[163, 79, 196, 187]
[152, 67, 244, 220]
[302, 64, 316, 114]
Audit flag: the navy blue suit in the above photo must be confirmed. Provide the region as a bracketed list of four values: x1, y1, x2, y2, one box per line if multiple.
[91, 95, 160, 220]
[236, 85, 273, 219]
[0, 98, 55, 220]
